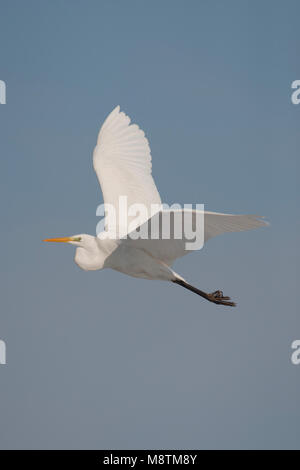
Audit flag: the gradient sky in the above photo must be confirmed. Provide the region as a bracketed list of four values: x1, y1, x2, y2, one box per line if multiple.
[0, 0, 299, 449]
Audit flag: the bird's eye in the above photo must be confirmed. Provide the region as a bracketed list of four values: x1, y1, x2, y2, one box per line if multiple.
[72, 237, 82, 242]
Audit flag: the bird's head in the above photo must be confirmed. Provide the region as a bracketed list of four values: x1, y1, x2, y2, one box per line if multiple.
[43, 234, 104, 270]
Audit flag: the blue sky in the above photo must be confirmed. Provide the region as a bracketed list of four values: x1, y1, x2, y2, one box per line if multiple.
[0, 0, 299, 449]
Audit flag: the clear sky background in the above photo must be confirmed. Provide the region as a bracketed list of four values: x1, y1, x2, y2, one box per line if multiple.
[0, 0, 299, 449]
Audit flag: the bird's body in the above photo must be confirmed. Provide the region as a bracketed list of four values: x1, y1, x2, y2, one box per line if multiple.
[72, 235, 173, 281]
[44, 106, 268, 307]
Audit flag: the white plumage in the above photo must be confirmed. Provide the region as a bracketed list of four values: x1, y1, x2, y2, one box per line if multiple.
[44, 106, 268, 307]
[93, 106, 161, 234]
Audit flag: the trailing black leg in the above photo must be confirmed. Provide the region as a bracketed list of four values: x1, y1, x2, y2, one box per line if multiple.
[172, 279, 236, 307]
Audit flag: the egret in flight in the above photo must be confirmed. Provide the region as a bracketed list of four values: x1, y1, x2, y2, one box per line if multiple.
[44, 106, 267, 307]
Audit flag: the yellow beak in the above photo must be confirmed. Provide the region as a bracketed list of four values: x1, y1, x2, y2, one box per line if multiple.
[43, 237, 72, 243]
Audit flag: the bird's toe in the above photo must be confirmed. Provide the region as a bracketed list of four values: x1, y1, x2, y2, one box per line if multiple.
[208, 290, 236, 306]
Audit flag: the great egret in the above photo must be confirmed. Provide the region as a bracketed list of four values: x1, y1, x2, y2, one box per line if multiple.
[44, 106, 267, 307]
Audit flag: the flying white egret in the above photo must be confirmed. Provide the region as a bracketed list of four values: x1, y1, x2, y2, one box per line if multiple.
[44, 106, 267, 307]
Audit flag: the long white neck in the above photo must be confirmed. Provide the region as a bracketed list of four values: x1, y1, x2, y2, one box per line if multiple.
[74, 235, 117, 271]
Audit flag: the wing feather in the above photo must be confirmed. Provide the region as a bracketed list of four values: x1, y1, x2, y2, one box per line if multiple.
[93, 107, 161, 234]
[121, 210, 268, 265]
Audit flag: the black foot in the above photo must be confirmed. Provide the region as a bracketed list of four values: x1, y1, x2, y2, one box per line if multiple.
[208, 290, 236, 307]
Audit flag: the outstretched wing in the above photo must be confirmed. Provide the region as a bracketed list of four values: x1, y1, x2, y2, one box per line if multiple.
[121, 209, 268, 266]
[93, 106, 161, 235]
